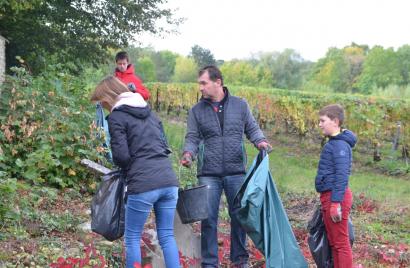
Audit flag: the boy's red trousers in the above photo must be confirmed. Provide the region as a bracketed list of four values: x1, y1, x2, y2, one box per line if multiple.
[320, 188, 353, 268]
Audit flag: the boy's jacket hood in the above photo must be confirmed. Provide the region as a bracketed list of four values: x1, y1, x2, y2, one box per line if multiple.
[115, 64, 135, 75]
[330, 129, 357, 148]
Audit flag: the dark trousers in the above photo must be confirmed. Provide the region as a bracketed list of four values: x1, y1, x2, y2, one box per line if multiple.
[198, 175, 249, 268]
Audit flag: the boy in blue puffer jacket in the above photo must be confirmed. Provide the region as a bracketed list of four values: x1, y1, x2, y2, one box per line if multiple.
[315, 104, 357, 268]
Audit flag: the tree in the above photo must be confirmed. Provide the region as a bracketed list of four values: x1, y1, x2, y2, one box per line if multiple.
[342, 44, 367, 91]
[309, 48, 351, 92]
[190, 45, 216, 68]
[397, 45, 410, 85]
[355, 46, 401, 93]
[152, 50, 178, 82]
[256, 65, 272, 88]
[0, 0, 181, 73]
[136, 56, 156, 82]
[172, 56, 197, 83]
[252, 50, 311, 89]
[220, 60, 258, 86]
[271, 49, 309, 89]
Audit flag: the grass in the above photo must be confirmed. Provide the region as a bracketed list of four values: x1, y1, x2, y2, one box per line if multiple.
[2, 116, 408, 266]
[162, 116, 410, 249]
[163, 117, 410, 203]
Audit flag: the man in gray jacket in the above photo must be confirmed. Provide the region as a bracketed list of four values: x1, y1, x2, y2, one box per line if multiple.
[181, 65, 271, 268]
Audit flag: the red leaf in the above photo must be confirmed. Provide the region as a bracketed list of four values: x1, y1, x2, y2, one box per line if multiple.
[98, 255, 106, 268]
[66, 257, 80, 265]
[91, 244, 97, 256]
[140, 245, 147, 258]
[253, 249, 264, 260]
[218, 249, 223, 263]
[84, 245, 92, 258]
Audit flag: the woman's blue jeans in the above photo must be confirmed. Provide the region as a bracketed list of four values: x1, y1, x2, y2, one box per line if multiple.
[199, 175, 248, 267]
[125, 186, 180, 268]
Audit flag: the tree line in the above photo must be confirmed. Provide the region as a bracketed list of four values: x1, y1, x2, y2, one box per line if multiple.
[124, 43, 410, 96]
[1, 1, 410, 95]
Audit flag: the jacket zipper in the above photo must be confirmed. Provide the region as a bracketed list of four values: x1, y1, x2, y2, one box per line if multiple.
[205, 100, 225, 176]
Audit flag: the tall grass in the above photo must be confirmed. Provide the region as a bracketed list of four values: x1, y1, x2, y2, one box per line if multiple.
[371, 84, 410, 99]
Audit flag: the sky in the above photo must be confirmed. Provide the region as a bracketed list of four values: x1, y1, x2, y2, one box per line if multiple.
[137, 0, 410, 62]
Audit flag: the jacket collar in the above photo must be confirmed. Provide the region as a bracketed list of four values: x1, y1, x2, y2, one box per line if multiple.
[201, 86, 230, 104]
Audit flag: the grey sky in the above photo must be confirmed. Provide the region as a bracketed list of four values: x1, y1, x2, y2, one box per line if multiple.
[137, 0, 410, 62]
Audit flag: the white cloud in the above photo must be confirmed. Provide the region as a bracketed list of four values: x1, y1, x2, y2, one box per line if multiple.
[136, 0, 410, 62]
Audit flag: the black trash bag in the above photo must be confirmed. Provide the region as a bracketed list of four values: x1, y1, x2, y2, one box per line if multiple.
[91, 170, 125, 241]
[307, 206, 333, 268]
[307, 206, 355, 268]
[348, 217, 355, 246]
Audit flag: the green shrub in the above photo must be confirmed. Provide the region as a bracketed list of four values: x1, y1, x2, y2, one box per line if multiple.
[0, 67, 108, 189]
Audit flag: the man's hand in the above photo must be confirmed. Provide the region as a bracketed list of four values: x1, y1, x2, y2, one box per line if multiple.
[180, 152, 193, 168]
[330, 202, 342, 223]
[257, 141, 273, 153]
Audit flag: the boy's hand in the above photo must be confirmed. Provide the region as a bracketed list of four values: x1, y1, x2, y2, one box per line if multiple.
[330, 202, 342, 222]
[180, 152, 193, 168]
[257, 141, 273, 153]
[127, 83, 136, 92]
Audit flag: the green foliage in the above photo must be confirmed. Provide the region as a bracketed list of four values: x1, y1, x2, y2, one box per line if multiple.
[136, 56, 157, 82]
[162, 121, 198, 188]
[310, 48, 351, 92]
[147, 82, 410, 164]
[371, 84, 410, 99]
[304, 43, 410, 95]
[250, 50, 312, 89]
[190, 45, 216, 68]
[397, 45, 410, 85]
[271, 49, 310, 89]
[153, 50, 178, 82]
[172, 56, 198, 83]
[0, 67, 108, 189]
[256, 65, 273, 88]
[0, 176, 19, 223]
[302, 80, 333, 93]
[355, 46, 401, 93]
[220, 60, 258, 86]
[0, 0, 181, 73]
[0, 0, 42, 15]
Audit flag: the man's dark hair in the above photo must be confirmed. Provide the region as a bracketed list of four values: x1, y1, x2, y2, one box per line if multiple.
[319, 104, 345, 126]
[199, 65, 224, 86]
[115, 51, 129, 62]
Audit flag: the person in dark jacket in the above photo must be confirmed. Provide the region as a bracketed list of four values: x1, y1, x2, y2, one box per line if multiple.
[181, 66, 272, 268]
[91, 76, 179, 268]
[315, 104, 357, 268]
[115, 51, 151, 100]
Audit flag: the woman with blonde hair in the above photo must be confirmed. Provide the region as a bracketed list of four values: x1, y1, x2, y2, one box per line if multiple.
[91, 76, 180, 268]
